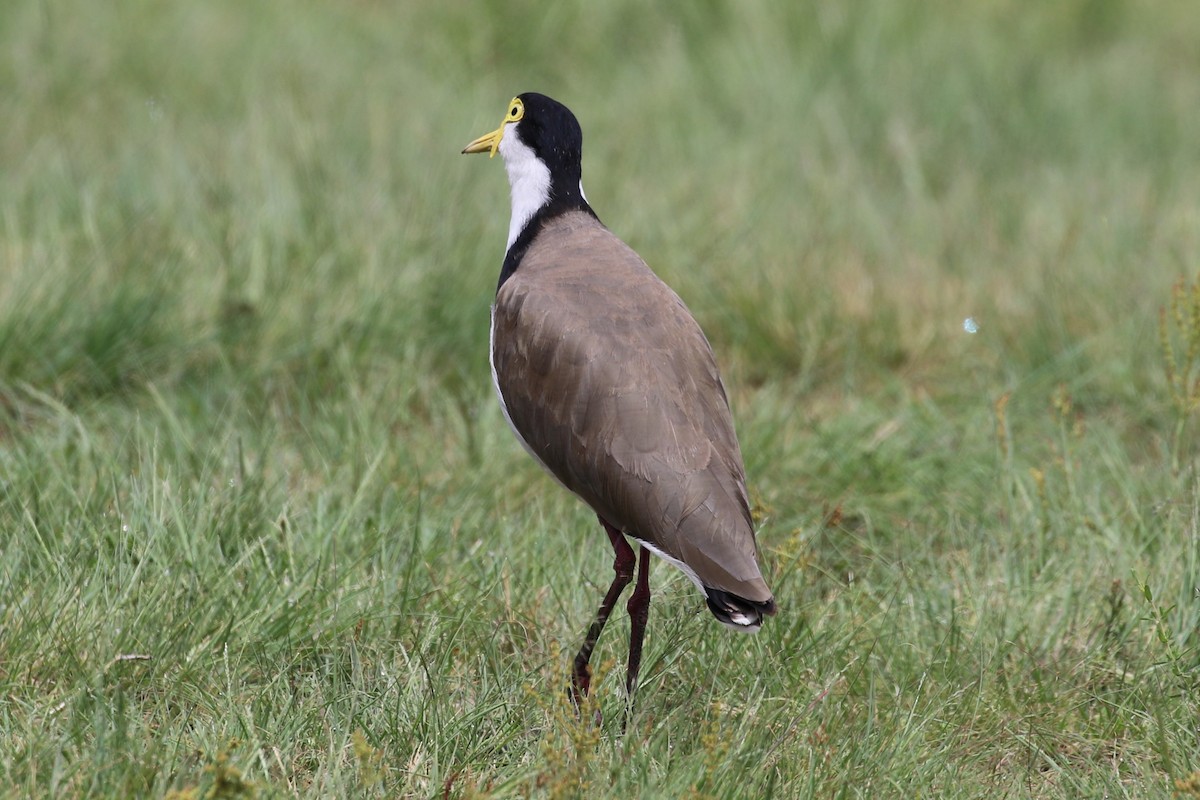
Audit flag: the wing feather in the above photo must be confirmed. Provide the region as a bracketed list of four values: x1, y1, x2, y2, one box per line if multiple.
[491, 212, 771, 602]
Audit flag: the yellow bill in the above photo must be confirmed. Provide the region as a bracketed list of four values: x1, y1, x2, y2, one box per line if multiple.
[461, 97, 526, 158]
[461, 125, 504, 157]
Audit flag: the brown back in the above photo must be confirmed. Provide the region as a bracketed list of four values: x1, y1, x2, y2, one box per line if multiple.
[491, 210, 771, 602]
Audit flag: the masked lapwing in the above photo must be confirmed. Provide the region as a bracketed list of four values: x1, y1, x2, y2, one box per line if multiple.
[463, 93, 776, 711]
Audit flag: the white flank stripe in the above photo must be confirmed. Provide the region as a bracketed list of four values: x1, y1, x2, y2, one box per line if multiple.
[637, 540, 704, 593]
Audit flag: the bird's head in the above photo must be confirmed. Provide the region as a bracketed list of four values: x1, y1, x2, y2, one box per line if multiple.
[462, 93, 591, 250]
[462, 93, 582, 171]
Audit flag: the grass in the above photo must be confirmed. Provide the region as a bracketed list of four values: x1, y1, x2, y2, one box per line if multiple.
[1, 0, 1200, 796]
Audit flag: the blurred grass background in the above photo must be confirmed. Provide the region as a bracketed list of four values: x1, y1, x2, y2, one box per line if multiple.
[2, 0, 1200, 797]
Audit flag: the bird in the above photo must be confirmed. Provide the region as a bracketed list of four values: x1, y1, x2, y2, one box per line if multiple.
[462, 93, 776, 712]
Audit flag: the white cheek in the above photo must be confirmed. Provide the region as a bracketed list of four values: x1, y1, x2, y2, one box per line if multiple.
[499, 127, 552, 252]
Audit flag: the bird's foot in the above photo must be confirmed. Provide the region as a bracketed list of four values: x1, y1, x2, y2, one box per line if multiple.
[570, 659, 591, 704]
[568, 667, 603, 726]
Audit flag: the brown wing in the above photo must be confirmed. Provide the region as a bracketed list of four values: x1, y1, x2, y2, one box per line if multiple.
[491, 211, 772, 602]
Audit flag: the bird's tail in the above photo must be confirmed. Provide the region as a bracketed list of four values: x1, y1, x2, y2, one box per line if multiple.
[704, 587, 778, 633]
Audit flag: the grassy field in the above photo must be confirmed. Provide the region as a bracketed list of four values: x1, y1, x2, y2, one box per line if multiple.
[2, 0, 1200, 796]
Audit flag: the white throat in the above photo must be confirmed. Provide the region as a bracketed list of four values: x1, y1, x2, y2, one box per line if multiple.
[498, 126, 551, 252]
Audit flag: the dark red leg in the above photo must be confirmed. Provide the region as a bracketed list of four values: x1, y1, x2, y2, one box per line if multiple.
[624, 546, 653, 710]
[571, 517, 635, 710]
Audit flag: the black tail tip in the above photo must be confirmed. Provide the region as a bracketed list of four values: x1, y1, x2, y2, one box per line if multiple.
[704, 588, 778, 632]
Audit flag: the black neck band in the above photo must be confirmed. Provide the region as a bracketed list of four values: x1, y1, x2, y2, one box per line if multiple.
[496, 199, 599, 292]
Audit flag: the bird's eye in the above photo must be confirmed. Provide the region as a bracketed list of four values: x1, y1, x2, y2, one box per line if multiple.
[506, 98, 524, 122]
[511, 107, 518, 117]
